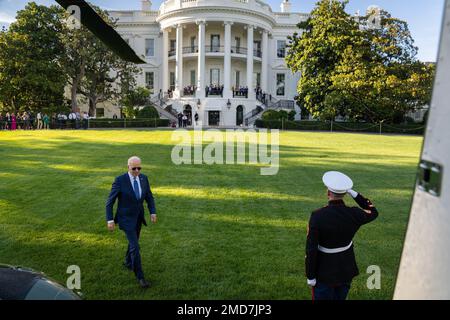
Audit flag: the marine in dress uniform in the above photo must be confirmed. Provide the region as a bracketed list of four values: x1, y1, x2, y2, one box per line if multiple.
[305, 171, 379, 300]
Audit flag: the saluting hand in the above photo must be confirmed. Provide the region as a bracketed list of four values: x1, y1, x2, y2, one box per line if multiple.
[347, 189, 358, 198]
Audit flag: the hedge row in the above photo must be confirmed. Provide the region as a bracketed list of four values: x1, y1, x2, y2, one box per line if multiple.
[255, 119, 425, 135]
[88, 118, 171, 129]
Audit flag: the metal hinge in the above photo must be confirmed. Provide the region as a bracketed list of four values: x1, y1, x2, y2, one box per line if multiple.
[418, 160, 443, 197]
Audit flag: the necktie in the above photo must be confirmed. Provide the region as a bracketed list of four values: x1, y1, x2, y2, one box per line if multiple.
[133, 177, 140, 200]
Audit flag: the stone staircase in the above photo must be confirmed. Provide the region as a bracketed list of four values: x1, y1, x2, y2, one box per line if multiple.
[244, 96, 295, 126]
[149, 94, 178, 123]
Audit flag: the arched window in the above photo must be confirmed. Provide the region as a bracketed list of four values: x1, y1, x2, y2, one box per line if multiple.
[236, 105, 244, 126]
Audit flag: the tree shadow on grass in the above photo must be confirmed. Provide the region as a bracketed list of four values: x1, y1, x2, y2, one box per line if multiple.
[0, 209, 312, 300]
[0, 198, 401, 300]
[0, 133, 420, 299]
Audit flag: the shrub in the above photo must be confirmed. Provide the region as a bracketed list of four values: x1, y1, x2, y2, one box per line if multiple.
[261, 110, 293, 121]
[404, 116, 416, 124]
[288, 110, 296, 121]
[261, 110, 280, 121]
[137, 105, 159, 119]
[255, 120, 425, 135]
[87, 118, 170, 128]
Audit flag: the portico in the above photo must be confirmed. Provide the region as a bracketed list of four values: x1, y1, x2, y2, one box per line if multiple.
[108, 0, 303, 126]
[160, 21, 270, 101]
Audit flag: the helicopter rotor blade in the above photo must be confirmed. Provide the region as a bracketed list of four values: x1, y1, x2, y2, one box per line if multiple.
[55, 0, 146, 64]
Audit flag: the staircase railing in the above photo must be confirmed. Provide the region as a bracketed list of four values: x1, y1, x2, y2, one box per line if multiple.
[244, 104, 265, 126]
[244, 97, 295, 126]
[149, 94, 178, 122]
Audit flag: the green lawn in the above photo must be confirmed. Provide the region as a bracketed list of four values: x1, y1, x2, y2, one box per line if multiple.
[0, 129, 422, 300]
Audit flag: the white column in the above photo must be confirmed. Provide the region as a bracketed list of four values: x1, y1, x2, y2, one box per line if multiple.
[174, 24, 183, 98]
[246, 25, 255, 100]
[223, 21, 233, 99]
[261, 29, 269, 94]
[196, 20, 206, 98]
[162, 28, 169, 95]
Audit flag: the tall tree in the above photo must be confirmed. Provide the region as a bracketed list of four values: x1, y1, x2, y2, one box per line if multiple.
[330, 9, 435, 122]
[286, 0, 361, 120]
[0, 3, 143, 116]
[120, 86, 151, 118]
[78, 53, 139, 117]
[65, 7, 140, 116]
[0, 2, 66, 113]
[287, 0, 435, 123]
[60, 25, 89, 112]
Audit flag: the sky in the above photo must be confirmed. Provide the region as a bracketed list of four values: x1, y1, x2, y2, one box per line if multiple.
[0, 0, 445, 62]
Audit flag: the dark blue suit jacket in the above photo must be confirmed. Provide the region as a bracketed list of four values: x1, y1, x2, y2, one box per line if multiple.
[106, 173, 156, 231]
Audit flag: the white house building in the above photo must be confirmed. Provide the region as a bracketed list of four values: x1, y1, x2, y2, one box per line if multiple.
[93, 0, 306, 126]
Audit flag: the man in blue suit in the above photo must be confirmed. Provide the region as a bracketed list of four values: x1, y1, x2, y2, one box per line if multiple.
[106, 156, 157, 289]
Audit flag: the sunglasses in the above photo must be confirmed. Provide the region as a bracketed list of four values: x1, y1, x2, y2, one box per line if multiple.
[131, 167, 142, 171]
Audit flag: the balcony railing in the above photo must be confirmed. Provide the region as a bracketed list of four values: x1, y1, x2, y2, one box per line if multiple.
[183, 46, 199, 54]
[183, 86, 197, 96]
[231, 46, 247, 55]
[277, 100, 295, 109]
[205, 45, 224, 53]
[169, 48, 197, 57]
[205, 85, 224, 97]
[168, 46, 262, 58]
[232, 87, 249, 98]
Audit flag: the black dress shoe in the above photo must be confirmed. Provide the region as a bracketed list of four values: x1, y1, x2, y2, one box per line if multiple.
[138, 278, 150, 289]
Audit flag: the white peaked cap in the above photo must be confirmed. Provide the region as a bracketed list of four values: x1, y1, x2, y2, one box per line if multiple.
[322, 171, 353, 194]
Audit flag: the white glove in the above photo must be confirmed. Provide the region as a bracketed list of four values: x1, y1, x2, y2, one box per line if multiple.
[347, 189, 358, 198]
[307, 278, 316, 287]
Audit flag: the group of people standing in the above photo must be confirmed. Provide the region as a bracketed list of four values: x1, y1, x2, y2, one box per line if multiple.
[0, 111, 50, 131]
[177, 112, 199, 128]
[0, 110, 90, 131]
[183, 85, 196, 96]
[56, 111, 90, 130]
[232, 86, 249, 98]
[205, 85, 224, 97]
[256, 88, 272, 105]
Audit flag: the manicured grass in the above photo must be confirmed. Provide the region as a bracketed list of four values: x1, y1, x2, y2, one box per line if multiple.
[0, 129, 422, 299]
